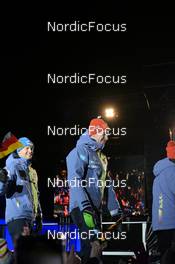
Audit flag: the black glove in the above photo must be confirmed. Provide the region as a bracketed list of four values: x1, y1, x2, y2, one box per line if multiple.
[35, 214, 42, 233]
[0, 168, 8, 183]
[6, 180, 23, 198]
[82, 207, 101, 242]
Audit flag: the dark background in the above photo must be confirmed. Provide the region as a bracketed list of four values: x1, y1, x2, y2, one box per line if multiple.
[1, 4, 175, 219]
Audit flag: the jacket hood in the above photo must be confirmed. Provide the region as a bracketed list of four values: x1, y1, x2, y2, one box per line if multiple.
[153, 157, 175, 177]
[76, 131, 104, 151]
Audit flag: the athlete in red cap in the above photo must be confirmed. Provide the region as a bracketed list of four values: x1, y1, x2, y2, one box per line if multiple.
[152, 140, 175, 262]
[66, 118, 121, 264]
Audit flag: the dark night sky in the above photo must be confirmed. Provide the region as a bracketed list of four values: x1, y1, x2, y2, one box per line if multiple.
[1, 4, 175, 217]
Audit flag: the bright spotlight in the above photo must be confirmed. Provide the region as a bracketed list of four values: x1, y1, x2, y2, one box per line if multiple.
[105, 108, 115, 118]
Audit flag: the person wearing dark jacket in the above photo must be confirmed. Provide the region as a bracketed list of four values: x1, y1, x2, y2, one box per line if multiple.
[66, 118, 121, 264]
[0, 137, 42, 245]
[152, 140, 175, 263]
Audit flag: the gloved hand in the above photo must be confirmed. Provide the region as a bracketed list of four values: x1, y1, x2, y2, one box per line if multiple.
[6, 181, 23, 198]
[83, 207, 96, 229]
[35, 214, 42, 232]
[0, 168, 8, 183]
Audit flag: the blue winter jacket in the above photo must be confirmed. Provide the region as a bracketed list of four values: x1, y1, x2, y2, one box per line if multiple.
[66, 132, 120, 216]
[0, 153, 35, 223]
[152, 158, 175, 231]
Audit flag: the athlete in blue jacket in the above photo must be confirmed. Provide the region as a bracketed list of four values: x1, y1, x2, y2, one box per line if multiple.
[66, 118, 121, 263]
[152, 140, 175, 261]
[0, 137, 42, 244]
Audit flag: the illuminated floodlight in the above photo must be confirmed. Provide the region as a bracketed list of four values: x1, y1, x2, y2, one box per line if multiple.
[105, 108, 115, 118]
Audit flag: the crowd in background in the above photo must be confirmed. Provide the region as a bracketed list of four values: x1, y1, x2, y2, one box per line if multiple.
[112, 169, 145, 215]
[53, 168, 145, 218]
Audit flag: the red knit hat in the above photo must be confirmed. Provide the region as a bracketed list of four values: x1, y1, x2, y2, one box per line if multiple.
[88, 118, 109, 136]
[166, 140, 175, 159]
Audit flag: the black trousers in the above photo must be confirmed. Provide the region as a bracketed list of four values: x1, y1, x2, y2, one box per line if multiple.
[71, 207, 100, 264]
[7, 218, 33, 246]
[156, 229, 175, 264]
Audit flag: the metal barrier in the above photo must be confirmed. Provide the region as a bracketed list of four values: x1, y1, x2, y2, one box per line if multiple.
[102, 221, 147, 257]
[0, 219, 148, 256]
